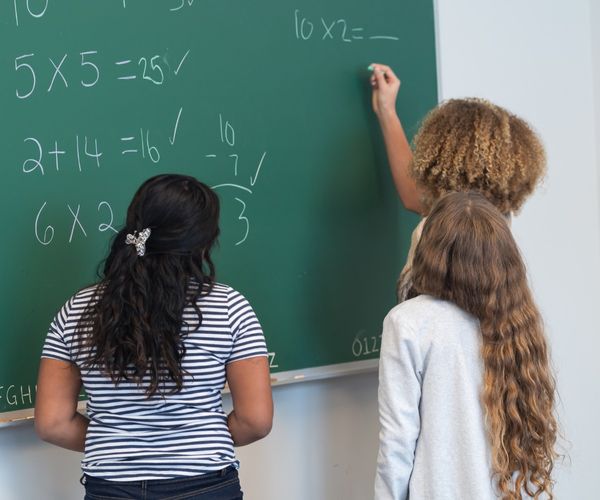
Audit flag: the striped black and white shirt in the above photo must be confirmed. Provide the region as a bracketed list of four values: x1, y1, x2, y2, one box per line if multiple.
[42, 282, 268, 482]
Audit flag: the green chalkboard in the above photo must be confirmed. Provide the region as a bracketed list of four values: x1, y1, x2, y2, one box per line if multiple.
[0, 0, 437, 415]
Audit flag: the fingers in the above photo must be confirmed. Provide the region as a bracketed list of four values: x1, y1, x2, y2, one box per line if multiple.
[374, 67, 388, 88]
[370, 67, 384, 87]
[369, 63, 401, 115]
[369, 63, 400, 87]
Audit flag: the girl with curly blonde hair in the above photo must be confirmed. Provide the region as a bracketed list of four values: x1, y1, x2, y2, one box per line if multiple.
[369, 63, 546, 301]
[375, 192, 557, 500]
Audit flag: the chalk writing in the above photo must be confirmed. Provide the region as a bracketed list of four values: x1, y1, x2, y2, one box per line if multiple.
[138, 55, 165, 85]
[174, 50, 190, 75]
[351, 332, 382, 358]
[234, 198, 249, 246]
[169, 107, 184, 145]
[0, 384, 36, 408]
[14, 54, 36, 99]
[13, 0, 205, 16]
[219, 114, 235, 146]
[13, 0, 49, 27]
[268, 352, 279, 369]
[20, 111, 267, 248]
[14, 50, 189, 99]
[81, 51, 101, 87]
[15, 51, 101, 99]
[250, 152, 267, 187]
[208, 115, 268, 246]
[47, 54, 68, 92]
[120, 129, 161, 163]
[294, 9, 399, 43]
[34, 200, 119, 246]
[170, 0, 195, 12]
[120, 0, 201, 13]
[22, 135, 103, 175]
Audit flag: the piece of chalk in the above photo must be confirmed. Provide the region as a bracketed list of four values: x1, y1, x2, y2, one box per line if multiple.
[367, 64, 374, 71]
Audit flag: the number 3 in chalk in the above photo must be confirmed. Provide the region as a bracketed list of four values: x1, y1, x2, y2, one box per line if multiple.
[234, 198, 249, 246]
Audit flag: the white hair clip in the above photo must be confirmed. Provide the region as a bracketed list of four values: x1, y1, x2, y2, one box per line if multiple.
[126, 228, 151, 257]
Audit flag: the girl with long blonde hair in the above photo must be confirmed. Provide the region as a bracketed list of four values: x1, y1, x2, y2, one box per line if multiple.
[375, 192, 557, 500]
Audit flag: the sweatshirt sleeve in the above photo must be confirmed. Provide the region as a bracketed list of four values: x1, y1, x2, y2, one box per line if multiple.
[374, 311, 423, 500]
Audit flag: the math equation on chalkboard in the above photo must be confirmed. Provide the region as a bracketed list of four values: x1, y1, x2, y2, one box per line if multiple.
[20, 112, 267, 248]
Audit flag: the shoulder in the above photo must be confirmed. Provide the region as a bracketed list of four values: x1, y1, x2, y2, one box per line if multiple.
[386, 294, 445, 322]
[208, 282, 234, 297]
[385, 295, 478, 344]
[192, 283, 257, 318]
[49, 284, 100, 334]
[60, 284, 101, 314]
[207, 283, 244, 300]
[398, 217, 428, 302]
[410, 217, 427, 246]
[72, 284, 100, 302]
[415, 216, 427, 235]
[407, 217, 427, 250]
[204, 283, 255, 308]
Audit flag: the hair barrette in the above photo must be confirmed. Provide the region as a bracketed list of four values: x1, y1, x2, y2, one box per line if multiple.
[126, 228, 151, 257]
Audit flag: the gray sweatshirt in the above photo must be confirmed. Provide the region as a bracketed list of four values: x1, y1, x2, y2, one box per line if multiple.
[375, 295, 497, 500]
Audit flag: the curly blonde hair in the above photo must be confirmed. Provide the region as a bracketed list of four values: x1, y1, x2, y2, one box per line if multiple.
[411, 192, 558, 499]
[411, 98, 546, 214]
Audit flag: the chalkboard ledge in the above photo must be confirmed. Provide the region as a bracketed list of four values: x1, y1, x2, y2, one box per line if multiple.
[0, 401, 88, 428]
[269, 358, 378, 387]
[1, 359, 379, 427]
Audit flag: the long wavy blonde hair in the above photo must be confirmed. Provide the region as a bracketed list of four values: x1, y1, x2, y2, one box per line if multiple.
[411, 98, 546, 215]
[410, 192, 558, 499]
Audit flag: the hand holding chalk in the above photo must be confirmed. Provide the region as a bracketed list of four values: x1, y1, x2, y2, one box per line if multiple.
[368, 63, 401, 118]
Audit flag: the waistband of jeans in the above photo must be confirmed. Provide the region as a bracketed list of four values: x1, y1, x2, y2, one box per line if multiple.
[81, 464, 237, 486]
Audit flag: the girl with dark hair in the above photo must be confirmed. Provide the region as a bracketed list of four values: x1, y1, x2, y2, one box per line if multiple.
[375, 192, 558, 500]
[35, 174, 273, 499]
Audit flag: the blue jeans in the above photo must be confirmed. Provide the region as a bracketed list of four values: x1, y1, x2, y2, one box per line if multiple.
[82, 466, 243, 500]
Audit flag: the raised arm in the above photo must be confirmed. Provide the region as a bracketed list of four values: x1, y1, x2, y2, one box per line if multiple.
[34, 358, 89, 452]
[370, 63, 425, 214]
[226, 356, 273, 446]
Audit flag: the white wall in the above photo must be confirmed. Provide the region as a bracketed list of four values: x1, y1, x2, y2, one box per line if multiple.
[435, 0, 600, 498]
[1, 1, 599, 499]
[593, 0, 600, 216]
